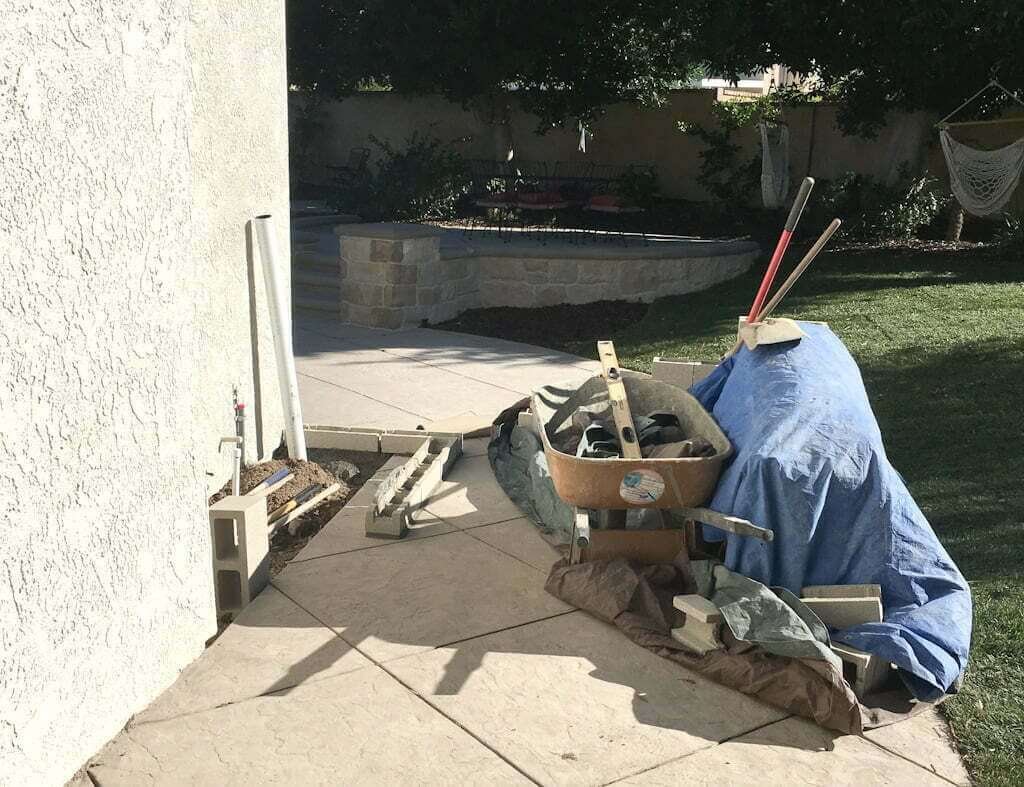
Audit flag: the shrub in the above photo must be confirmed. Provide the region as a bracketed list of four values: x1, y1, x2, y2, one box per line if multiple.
[615, 166, 660, 208]
[332, 132, 470, 222]
[810, 167, 949, 241]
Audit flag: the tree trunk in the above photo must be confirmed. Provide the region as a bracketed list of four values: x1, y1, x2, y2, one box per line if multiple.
[945, 202, 964, 242]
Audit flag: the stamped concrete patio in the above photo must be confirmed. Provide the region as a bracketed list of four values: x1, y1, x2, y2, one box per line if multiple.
[85, 316, 969, 786]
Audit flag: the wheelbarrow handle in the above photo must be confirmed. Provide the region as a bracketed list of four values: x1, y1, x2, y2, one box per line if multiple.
[679, 508, 774, 543]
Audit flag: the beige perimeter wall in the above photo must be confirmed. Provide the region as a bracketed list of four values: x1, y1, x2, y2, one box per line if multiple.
[0, 1, 290, 784]
[293, 90, 935, 201]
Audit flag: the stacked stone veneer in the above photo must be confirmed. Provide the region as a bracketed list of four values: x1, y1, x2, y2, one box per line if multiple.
[337, 223, 478, 329]
[335, 223, 757, 328]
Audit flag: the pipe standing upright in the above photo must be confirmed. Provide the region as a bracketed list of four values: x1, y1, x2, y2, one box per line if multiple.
[253, 214, 308, 460]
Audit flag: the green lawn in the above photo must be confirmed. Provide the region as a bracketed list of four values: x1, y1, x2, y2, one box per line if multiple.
[441, 243, 1024, 785]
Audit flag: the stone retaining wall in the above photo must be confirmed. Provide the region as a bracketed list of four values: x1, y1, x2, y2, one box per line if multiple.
[334, 224, 757, 329]
[476, 253, 753, 309]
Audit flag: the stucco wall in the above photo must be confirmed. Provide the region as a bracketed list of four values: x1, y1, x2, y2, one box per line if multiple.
[293, 91, 934, 201]
[0, 2, 290, 785]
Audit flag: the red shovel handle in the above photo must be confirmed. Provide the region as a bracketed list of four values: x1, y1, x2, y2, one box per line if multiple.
[746, 177, 815, 322]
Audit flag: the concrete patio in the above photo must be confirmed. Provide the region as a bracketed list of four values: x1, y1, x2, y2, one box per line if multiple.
[85, 316, 969, 786]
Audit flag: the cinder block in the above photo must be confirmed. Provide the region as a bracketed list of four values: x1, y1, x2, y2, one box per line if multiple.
[802, 584, 882, 599]
[670, 594, 724, 655]
[209, 495, 270, 618]
[832, 642, 892, 698]
[652, 357, 718, 390]
[380, 430, 431, 455]
[672, 594, 722, 624]
[801, 596, 883, 630]
[303, 426, 381, 452]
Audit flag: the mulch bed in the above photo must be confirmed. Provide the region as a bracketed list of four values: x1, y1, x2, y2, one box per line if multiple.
[209, 448, 391, 577]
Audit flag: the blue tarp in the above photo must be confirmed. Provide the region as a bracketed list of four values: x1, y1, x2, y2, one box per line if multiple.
[690, 323, 972, 701]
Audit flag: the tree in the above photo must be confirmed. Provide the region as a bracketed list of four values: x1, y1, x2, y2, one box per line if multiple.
[690, 0, 1024, 135]
[287, 0, 706, 132]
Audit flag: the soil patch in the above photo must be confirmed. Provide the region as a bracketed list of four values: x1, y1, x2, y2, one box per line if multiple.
[209, 448, 391, 577]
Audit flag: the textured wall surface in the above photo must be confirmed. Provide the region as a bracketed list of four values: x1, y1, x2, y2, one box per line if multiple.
[0, 2, 289, 784]
[293, 91, 934, 200]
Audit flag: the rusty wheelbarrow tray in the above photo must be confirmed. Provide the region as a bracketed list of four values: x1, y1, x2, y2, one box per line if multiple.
[529, 370, 772, 553]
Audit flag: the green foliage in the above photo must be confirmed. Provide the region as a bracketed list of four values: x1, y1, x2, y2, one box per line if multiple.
[333, 132, 470, 222]
[614, 167, 660, 208]
[289, 1, 1024, 135]
[810, 169, 949, 241]
[287, 0, 709, 129]
[995, 213, 1024, 251]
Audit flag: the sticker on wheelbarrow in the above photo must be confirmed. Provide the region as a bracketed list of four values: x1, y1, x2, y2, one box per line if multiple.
[619, 469, 665, 504]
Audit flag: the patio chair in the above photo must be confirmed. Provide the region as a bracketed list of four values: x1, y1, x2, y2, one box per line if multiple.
[465, 158, 516, 241]
[512, 161, 570, 244]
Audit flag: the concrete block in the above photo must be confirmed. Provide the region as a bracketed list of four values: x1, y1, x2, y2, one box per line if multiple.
[576, 262, 616, 284]
[672, 594, 722, 624]
[801, 596, 883, 630]
[343, 282, 384, 307]
[417, 286, 439, 305]
[346, 260, 386, 283]
[534, 284, 567, 307]
[802, 583, 882, 599]
[670, 594, 724, 655]
[382, 284, 416, 307]
[380, 430, 431, 455]
[369, 306, 404, 329]
[370, 238, 403, 262]
[209, 495, 270, 618]
[303, 426, 381, 452]
[652, 357, 718, 390]
[548, 259, 579, 284]
[832, 642, 892, 698]
[385, 264, 418, 285]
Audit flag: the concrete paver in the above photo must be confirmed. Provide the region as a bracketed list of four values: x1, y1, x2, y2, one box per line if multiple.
[90, 666, 532, 786]
[133, 586, 371, 725]
[864, 709, 971, 785]
[294, 316, 598, 432]
[468, 516, 564, 573]
[386, 611, 788, 786]
[414, 453, 526, 530]
[272, 530, 572, 663]
[297, 371, 423, 430]
[616, 716, 951, 786]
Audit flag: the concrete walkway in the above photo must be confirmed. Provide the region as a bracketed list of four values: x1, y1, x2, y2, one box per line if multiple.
[86, 317, 969, 786]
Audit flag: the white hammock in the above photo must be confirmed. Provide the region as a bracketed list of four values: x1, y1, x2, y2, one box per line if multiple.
[760, 122, 790, 209]
[940, 129, 1024, 216]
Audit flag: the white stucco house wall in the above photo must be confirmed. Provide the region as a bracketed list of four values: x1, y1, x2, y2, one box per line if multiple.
[0, 1, 291, 784]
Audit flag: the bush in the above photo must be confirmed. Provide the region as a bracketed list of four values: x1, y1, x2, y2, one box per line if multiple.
[810, 168, 949, 241]
[332, 132, 470, 222]
[615, 166, 660, 208]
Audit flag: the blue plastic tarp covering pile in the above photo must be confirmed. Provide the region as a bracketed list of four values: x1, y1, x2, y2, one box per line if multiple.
[690, 323, 972, 701]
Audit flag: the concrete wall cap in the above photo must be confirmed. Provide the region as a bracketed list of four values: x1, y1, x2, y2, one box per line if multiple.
[334, 222, 445, 240]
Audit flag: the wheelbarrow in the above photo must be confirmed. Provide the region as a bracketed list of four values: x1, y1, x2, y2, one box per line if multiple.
[529, 366, 772, 564]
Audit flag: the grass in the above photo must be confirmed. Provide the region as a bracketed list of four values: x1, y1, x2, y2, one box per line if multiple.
[441, 242, 1024, 785]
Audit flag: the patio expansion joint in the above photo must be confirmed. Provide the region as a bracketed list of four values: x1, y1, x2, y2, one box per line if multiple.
[859, 729, 966, 786]
[268, 575, 546, 787]
[297, 370, 428, 418]
[598, 715, 795, 786]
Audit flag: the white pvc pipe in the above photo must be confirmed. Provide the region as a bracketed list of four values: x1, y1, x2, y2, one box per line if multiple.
[253, 214, 307, 460]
